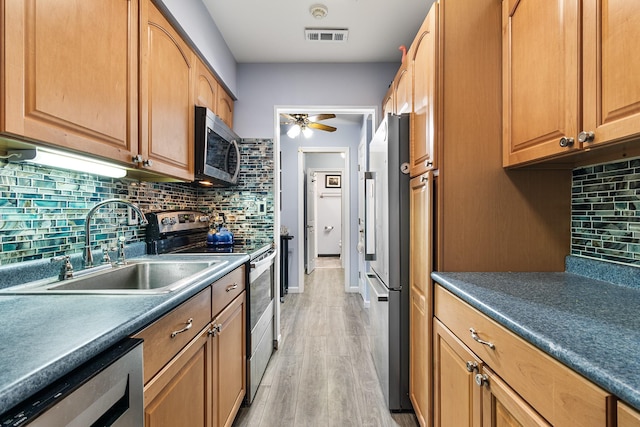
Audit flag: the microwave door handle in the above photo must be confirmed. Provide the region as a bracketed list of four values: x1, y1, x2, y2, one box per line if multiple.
[230, 139, 241, 183]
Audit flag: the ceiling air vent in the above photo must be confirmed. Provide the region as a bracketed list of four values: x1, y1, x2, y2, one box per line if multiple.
[305, 28, 349, 43]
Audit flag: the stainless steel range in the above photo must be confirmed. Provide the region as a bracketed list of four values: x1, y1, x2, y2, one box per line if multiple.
[145, 210, 276, 404]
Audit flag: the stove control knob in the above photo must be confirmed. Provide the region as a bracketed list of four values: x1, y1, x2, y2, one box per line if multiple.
[198, 216, 210, 222]
[161, 217, 176, 226]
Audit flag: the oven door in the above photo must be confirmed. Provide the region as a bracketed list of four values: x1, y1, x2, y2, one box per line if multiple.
[247, 249, 276, 404]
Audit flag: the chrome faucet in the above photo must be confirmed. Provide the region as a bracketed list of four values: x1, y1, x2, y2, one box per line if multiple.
[83, 199, 148, 267]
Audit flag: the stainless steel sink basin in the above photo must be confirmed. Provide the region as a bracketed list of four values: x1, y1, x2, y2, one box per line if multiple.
[1, 258, 229, 295]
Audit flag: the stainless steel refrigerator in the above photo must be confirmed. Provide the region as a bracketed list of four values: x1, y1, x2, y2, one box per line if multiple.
[364, 113, 411, 411]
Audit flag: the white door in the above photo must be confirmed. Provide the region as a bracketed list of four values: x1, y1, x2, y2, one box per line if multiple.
[305, 170, 317, 274]
[316, 175, 342, 256]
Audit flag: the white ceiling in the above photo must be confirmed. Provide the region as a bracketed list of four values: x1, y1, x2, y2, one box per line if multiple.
[202, 0, 434, 63]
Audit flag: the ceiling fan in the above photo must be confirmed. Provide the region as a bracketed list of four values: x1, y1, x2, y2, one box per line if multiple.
[281, 113, 337, 138]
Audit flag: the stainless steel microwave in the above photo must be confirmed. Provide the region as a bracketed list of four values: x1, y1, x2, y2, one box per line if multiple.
[194, 106, 241, 186]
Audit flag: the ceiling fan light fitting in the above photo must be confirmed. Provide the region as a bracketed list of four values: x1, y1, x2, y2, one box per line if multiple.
[310, 4, 328, 19]
[302, 126, 314, 138]
[287, 124, 301, 139]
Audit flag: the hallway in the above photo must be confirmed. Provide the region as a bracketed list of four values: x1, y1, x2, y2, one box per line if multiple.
[233, 267, 418, 427]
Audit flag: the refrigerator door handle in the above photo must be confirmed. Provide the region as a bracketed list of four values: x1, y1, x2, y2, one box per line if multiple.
[364, 171, 376, 261]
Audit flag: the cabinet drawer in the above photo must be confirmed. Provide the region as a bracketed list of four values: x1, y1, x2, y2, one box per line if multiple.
[434, 284, 610, 427]
[134, 287, 211, 384]
[212, 265, 245, 316]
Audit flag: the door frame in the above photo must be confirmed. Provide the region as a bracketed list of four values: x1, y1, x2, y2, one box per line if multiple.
[297, 148, 350, 293]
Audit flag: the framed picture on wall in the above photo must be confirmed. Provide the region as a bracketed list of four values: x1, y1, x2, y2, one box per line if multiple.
[325, 175, 341, 188]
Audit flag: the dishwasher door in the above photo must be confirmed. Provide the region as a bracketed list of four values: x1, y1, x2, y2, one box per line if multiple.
[1, 339, 143, 426]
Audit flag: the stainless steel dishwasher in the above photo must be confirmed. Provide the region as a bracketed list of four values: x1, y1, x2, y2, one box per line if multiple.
[0, 338, 143, 426]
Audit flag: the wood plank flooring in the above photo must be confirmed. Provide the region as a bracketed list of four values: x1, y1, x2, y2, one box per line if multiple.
[233, 267, 418, 427]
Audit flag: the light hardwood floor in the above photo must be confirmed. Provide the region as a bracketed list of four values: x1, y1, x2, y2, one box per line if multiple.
[233, 267, 418, 427]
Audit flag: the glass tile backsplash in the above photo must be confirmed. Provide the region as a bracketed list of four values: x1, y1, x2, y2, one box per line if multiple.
[0, 139, 274, 265]
[572, 157, 640, 265]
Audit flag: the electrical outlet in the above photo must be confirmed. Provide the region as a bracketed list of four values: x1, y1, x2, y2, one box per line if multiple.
[127, 207, 139, 226]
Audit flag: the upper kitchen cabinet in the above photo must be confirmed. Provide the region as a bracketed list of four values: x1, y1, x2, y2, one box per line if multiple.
[410, 2, 437, 177]
[216, 86, 234, 129]
[582, 1, 640, 149]
[395, 62, 412, 115]
[382, 84, 394, 117]
[139, 0, 195, 181]
[503, 0, 640, 167]
[502, 0, 580, 166]
[195, 57, 218, 113]
[381, 58, 411, 118]
[1, 0, 139, 164]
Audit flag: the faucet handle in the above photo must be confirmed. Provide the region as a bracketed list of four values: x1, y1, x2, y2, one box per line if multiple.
[116, 236, 127, 265]
[101, 246, 112, 264]
[51, 255, 74, 280]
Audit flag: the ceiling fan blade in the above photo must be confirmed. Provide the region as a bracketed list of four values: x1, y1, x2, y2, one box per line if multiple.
[307, 113, 336, 122]
[308, 122, 337, 132]
[281, 113, 298, 121]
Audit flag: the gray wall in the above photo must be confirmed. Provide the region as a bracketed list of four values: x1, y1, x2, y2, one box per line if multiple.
[234, 63, 397, 138]
[157, 0, 238, 96]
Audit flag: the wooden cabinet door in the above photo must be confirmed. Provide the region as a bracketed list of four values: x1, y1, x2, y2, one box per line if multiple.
[619, 402, 640, 427]
[216, 87, 234, 129]
[582, 1, 640, 147]
[195, 58, 218, 113]
[139, 1, 195, 181]
[410, 3, 437, 177]
[212, 292, 246, 427]
[433, 319, 482, 427]
[480, 367, 550, 427]
[144, 327, 211, 427]
[2, 0, 138, 164]
[382, 85, 395, 117]
[409, 172, 433, 427]
[395, 64, 412, 114]
[502, 0, 580, 166]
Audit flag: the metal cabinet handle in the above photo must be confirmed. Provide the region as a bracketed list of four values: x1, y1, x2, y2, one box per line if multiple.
[466, 361, 479, 373]
[170, 318, 193, 338]
[559, 137, 574, 147]
[226, 283, 238, 292]
[208, 324, 222, 337]
[475, 373, 489, 387]
[578, 131, 595, 143]
[469, 328, 495, 349]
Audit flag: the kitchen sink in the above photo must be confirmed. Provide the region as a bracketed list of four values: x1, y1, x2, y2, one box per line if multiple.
[1, 258, 229, 295]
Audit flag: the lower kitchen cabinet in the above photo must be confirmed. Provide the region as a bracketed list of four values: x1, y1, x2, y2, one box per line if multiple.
[619, 402, 640, 427]
[144, 326, 211, 427]
[434, 284, 611, 427]
[479, 367, 550, 427]
[409, 172, 433, 426]
[212, 291, 246, 427]
[433, 319, 482, 427]
[434, 319, 551, 427]
[133, 266, 246, 427]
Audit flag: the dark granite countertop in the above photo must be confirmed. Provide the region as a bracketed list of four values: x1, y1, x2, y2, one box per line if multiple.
[432, 261, 640, 411]
[0, 253, 249, 415]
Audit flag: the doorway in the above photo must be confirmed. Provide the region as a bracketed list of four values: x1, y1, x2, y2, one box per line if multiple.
[304, 167, 345, 275]
[298, 148, 349, 293]
[274, 106, 375, 296]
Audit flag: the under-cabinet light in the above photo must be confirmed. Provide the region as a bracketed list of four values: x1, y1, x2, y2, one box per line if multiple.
[8, 148, 127, 178]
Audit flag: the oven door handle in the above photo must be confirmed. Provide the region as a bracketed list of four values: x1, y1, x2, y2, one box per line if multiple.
[250, 250, 276, 277]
